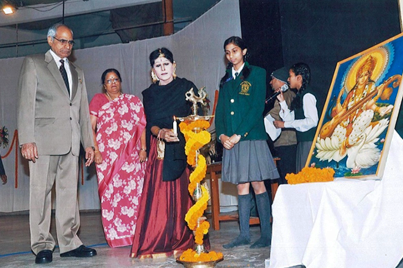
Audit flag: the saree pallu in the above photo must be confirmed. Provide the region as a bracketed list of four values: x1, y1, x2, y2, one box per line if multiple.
[92, 93, 146, 247]
[131, 135, 195, 258]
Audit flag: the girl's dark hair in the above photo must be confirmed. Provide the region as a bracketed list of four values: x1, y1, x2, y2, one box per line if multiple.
[290, 62, 311, 91]
[290, 62, 311, 110]
[101, 68, 122, 93]
[219, 36, 250, 88]
[149, 47, 174, 67]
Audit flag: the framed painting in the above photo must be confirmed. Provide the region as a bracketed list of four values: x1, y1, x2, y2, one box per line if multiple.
[307, 33, 403, 179]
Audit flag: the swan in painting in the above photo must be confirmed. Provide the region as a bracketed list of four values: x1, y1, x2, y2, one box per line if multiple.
[316, 117, 389, 173]
[345, 118, 388, 172]
[345, 133, 379, 173]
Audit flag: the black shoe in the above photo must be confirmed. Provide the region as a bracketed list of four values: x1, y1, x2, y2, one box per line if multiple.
[60, 245, 97, 258]
[35, 250, 53, 264]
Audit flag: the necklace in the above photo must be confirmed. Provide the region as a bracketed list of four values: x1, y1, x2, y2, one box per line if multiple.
[105, 92, 121, 101]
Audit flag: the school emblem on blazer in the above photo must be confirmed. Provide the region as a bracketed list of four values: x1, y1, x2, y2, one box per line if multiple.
[239, 81, 251, 95]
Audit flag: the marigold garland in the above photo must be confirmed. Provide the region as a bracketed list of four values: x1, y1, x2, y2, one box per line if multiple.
[179, 118, 222, 263]
[179, 121, 211, 166]
[188, 154, 207, 195]
[286, 166, 335, 184]
[185, 185, 209, 230]
[194, 221, 210, 245]
[180, 120, 210, 135]
[184, 131, 211, 166]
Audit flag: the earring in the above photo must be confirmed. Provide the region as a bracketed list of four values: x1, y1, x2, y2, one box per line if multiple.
[151, 70, 159, 83]
[173, 62, 177, 79]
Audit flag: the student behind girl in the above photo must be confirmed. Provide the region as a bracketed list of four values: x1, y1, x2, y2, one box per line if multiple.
[274, 62, 319, 172]
[215, 36, 279, 249]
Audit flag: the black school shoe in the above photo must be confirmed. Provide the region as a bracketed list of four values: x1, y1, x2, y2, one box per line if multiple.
[60, 245, 97, 257]
[35, 250, 53, 264]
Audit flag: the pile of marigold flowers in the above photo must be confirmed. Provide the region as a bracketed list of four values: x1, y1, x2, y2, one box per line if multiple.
[179, 248, 223, 262]
[286, 166, 335, 184]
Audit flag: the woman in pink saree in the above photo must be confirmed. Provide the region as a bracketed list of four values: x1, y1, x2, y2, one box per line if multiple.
[89, 68, 147, 247]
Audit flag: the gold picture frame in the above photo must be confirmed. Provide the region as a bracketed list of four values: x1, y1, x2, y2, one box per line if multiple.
[307, 33, 403, 179]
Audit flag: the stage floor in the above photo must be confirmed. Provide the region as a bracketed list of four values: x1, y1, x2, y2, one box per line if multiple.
[0, 211, 271, 267]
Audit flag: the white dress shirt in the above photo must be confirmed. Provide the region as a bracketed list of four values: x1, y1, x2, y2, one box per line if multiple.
[49, 49, 72, 99]
[280, 93, 318, 132]
[232, 63, 245, 79]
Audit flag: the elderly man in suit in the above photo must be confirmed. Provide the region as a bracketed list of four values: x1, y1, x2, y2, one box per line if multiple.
[17, 23, 96, 264]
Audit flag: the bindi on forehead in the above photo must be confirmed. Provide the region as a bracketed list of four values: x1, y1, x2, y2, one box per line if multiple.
[155, 58, 170, 63]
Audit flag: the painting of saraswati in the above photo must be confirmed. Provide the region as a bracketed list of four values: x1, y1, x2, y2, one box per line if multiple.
[308, 33, 403, 179]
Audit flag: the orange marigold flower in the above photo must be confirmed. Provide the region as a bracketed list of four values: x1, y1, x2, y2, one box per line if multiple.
[286, 167, 335, 184]
[179, 249, 223, 262]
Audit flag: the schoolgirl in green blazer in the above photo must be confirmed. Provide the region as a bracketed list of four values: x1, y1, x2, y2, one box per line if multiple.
[215, 36, 279, 249]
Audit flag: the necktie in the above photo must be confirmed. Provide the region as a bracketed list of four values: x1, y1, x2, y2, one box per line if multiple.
[235, 72, 239, 78]
[59, 59, 70, 95]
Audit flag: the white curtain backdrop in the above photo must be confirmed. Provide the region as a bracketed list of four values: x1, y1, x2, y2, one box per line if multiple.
[0, 0, 241, 212]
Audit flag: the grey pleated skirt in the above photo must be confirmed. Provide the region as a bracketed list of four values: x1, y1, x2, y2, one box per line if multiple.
[221, 140, 279, 184]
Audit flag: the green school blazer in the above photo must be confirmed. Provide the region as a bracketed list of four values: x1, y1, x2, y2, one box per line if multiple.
[215, 62, 268, 142]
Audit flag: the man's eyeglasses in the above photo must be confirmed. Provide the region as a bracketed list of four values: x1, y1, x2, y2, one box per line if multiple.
[106, 78, 120, 84]
[53, 37, 75, 46]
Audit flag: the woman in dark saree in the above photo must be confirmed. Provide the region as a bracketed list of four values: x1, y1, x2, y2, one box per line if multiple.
[131, 48, 203, 258]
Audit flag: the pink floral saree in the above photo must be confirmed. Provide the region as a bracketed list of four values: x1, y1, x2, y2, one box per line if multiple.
[89, 93, 146, 247]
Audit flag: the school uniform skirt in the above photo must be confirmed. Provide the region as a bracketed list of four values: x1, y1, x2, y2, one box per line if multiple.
[221, 140, 279, 184]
